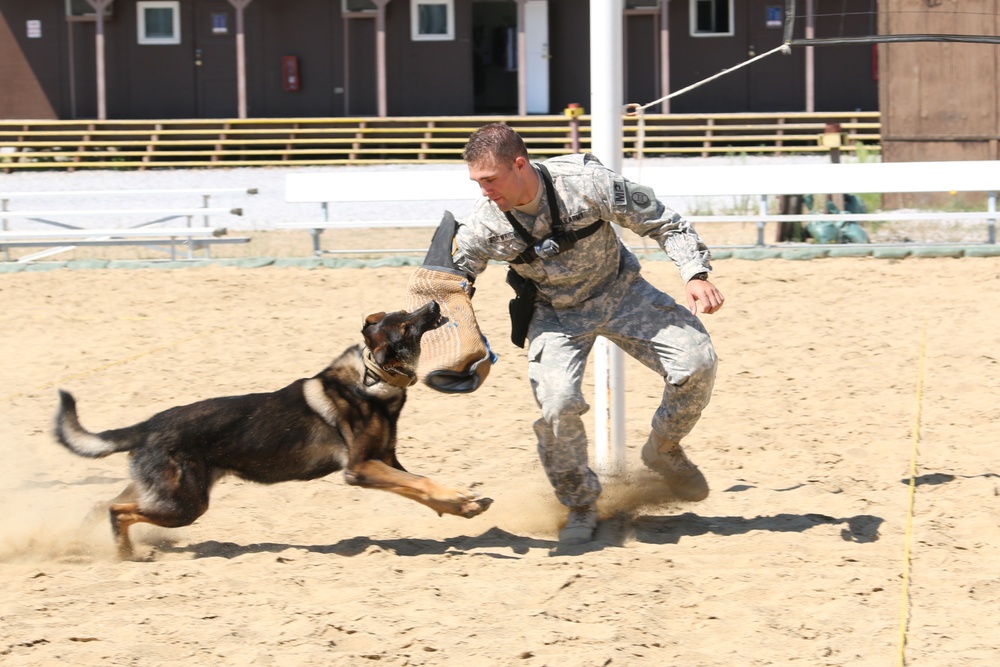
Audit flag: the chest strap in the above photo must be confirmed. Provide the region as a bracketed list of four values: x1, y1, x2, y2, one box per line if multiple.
[505, 163, 606, 265]
[507, 218, 606, 264]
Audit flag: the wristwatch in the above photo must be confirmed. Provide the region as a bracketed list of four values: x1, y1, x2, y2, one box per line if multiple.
[689, 272, 709, 282]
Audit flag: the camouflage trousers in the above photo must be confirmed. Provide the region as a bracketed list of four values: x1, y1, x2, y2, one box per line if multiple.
[526, 276, 718, 508]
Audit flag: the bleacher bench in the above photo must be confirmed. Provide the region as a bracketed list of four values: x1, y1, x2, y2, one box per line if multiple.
[280, 162, 999, 255]
[280, 170, 472, 256]
[0, 187, 256, 262]
[623, 160, 999, 246]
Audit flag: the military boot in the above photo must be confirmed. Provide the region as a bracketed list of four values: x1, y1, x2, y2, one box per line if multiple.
[641, 432, 709, 502]
[558, 506, 598, 545]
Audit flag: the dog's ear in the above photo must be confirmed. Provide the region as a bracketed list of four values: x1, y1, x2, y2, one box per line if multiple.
[361, 312, 385, 345]
[361, 312, 388, 358]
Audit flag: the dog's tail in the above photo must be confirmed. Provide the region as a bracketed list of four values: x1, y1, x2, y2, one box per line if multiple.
[54, 390, 139, 458]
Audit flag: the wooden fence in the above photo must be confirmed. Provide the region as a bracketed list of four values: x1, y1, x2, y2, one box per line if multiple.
[0, 112, 880, 171]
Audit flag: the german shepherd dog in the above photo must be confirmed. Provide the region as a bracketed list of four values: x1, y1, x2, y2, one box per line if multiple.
[54, 301, 492, 559]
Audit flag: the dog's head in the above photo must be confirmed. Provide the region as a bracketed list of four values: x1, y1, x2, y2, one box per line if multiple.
[362, 301, 442, 382]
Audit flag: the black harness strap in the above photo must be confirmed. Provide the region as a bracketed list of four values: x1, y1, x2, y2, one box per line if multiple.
[503, 163, 605, 265]
[503, 164, 558, 263]
[507, 218, 605, 264]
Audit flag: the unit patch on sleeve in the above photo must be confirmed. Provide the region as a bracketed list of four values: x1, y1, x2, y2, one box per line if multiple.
[631, 191, 650, 206]
[626, 182, 658, 215]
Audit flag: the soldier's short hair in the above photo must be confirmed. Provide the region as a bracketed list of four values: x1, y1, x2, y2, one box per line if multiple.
[463, 123, 529, 167]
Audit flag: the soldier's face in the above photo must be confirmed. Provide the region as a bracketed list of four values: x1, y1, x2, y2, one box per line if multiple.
[468, 156, 531, 212]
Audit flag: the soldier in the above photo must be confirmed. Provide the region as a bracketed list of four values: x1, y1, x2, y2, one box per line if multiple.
[453, 123, 724, 545]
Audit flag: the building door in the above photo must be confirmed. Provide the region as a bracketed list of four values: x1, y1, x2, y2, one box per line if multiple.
[524, 0, 549, 114]
[625, 11, 661, 111]
[667, 0, 803, 113]
[746, 1, 802, 111]
[472, 0, 517, 114]
[193, 1, 238, 117]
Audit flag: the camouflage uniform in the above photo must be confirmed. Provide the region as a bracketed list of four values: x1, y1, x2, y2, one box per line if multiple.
[453, 153, 718, 509]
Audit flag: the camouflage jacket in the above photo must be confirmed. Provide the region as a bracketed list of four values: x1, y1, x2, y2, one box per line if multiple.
[453, 153, 713, 333]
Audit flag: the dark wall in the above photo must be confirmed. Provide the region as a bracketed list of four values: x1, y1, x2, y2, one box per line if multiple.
[667, 0, 804, 113]
[1, 0, 879, 121]
[0, 1, 66, 118]
[814, 43, 878, 111]
[625, 13, 659, 110]
[812, 0, 879, 112]
[66, 20, 95, 118]
[548, 0, 590, 112]
[747, 0, 804, 111]
[668, 0, 750, 112]
[344, 16, 377, 116]
[665, 0, 878, 113]
[384, 1, 473, 116]
[250, 1, 342, 117]
[0, 0, 346, 120]
[117, 1, 194, 118]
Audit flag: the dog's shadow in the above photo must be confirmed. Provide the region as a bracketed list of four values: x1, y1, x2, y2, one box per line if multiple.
[159, 526, 559, 560]
[158, 510, 883, 560]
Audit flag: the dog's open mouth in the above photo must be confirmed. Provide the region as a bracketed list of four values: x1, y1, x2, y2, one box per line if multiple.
[418, 300, 445, 333]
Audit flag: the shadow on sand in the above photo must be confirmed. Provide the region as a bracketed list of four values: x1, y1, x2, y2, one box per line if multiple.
[629, 511, 883, 546]
[157, 509, 883, 560]
[159, 526, 558, 560]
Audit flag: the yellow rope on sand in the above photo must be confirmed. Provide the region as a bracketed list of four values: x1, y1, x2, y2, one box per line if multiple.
[898, 323, 927, 666]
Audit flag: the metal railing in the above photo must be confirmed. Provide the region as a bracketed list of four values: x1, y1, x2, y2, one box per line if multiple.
[0, 111, 880, 171]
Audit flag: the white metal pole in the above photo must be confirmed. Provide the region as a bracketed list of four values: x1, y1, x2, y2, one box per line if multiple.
[86, 0, 110, 121]
[516, 0, 528, 116]
[590, 0, 627, 475]
[226, 0, 253, 118]
[234, 1, 247, 119]
[374, 0, 389, 118]
[660, 0, 671, 114]
[805, 0, 815, 112]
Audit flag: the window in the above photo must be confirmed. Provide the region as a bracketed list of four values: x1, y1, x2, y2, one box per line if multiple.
[411, 0, 454, 42]
[137, 1, 180, 45]
[342, 0, 377, 14]
[66, 0, 113, 19]
[690, 0, 733, 37]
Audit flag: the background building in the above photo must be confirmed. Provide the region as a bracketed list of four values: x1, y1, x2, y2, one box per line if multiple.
[0, 0, 877, 120]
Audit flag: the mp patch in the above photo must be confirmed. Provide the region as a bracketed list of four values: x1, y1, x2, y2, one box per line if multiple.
[612, 179, 628, 207]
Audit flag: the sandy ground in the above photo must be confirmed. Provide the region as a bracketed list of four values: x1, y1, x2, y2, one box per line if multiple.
[1, 254, 998, 666]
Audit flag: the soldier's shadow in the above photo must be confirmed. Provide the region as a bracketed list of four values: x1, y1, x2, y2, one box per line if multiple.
[628, 511, 884, 545]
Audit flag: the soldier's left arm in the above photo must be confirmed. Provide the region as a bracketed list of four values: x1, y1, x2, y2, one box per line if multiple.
[685, 275, 725, 315]
[595, 170, 713, 284]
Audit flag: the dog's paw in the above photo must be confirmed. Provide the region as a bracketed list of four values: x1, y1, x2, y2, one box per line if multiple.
[459, 496, 493, 518]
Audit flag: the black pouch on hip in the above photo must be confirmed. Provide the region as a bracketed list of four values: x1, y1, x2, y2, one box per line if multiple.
[506, 268, 537, 349]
